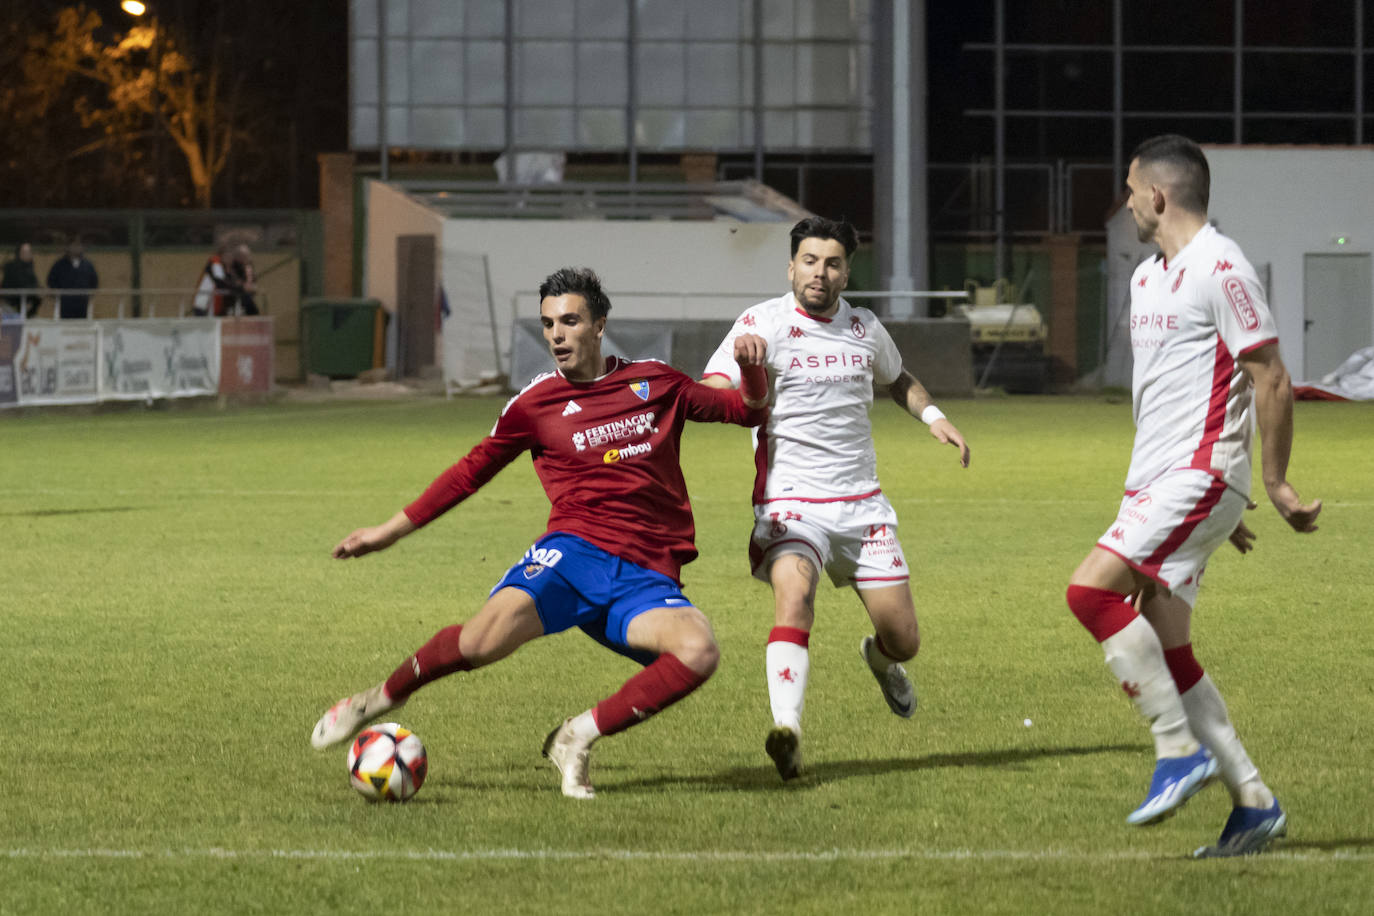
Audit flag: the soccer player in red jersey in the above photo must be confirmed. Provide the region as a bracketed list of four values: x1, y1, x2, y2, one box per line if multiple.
[311, 267, 769, 799]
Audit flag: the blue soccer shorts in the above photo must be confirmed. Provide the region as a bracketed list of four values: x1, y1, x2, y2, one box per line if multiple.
[491, 532, 693, 665]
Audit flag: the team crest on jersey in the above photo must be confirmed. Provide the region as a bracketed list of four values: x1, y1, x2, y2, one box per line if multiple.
[522, 563, 546, 580]
[850, 316, 866, 339]
[629, 379, 650, 400]
[1171, 268, 1186, 293]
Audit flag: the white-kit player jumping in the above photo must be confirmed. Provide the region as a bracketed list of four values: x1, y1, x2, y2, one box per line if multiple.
[1066, 134, 1320, 857]
[702, 216, 970, 780]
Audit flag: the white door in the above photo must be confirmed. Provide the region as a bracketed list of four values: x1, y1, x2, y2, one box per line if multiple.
[1303, 253, 1373, 379]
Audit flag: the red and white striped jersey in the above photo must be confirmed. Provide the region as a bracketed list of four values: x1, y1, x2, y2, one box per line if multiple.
[1125, 223, 1278, 495]
[703, 293, 903, 504]
[404, 356, 763, 583]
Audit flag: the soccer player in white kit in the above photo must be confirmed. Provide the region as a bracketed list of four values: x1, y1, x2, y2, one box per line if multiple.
[1066, 135, 1321, 857]
[702, 216, 970, 780]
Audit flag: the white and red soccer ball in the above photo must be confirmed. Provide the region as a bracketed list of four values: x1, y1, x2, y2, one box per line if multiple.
[346, 723, 428, 802]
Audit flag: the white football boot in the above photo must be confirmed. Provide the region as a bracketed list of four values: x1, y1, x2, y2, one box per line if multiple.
[860, 636, 917, 718]
[542, 718, 596, 799]
[310, 683, 398, 750]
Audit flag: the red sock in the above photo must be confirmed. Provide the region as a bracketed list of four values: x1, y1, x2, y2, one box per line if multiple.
[768, 626, 810, 647]
[592, 653, 707, 736]
[384, 624, 473, 703]
[1065, 585, 1138, 642]
[1163, 643, 1205, 693]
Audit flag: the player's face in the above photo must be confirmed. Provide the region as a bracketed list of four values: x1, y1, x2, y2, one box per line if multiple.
[540, 293, 605, 381]
[788, 237, 850, 316]
[1125, 159, 1159, 244]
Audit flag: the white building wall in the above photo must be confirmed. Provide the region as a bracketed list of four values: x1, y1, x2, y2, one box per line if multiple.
[1205, 146, 1374, 381]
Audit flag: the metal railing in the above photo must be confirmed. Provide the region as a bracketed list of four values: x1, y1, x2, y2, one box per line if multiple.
[1, 287, 269, 320]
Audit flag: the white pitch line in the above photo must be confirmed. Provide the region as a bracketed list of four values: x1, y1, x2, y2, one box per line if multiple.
[5, 847, 1371, 863]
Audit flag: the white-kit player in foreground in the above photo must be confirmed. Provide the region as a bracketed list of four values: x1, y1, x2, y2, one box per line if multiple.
[311, 266, 769, 799]
[702, 216, 971, 780]
[1066, 134, 1321, 857]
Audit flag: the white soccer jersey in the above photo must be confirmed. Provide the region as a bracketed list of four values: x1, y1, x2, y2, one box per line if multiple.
[1125, 223, 1278, 494]
[704, 293, 903, 503]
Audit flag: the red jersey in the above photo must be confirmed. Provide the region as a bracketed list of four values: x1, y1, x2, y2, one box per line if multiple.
[404, 356, 764, 582]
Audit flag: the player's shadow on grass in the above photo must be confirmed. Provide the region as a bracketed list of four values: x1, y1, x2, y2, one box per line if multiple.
[2, 506, 145, 517]
[1278, 837, 1374, 853]
[614, 742, 1144, 794]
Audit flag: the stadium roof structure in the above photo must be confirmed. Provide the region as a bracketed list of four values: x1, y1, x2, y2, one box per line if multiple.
[391, 179, 811, 223]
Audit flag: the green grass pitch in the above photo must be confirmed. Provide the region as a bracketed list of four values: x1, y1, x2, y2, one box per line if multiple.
[2, 394, 1371, 915]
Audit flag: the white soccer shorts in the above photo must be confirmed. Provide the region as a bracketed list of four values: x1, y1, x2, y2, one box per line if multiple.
[749, 493, 910, 590]
[1096, 468, 1247, 606]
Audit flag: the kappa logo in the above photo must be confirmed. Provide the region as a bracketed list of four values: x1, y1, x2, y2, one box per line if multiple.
[890, 557, 904, 569]
[562, 400, 582, 417]
[1121, 681, 1142, 699]
[629, 379, 650, 400]
[788, 326, 806, 338]
[850, 316, 866, 339]
[740, 314, 757, 327]
[1171, 267, 1186, 293]
[1212, 259, 1234, 275]
[1109, 527, 1126, 541]
[1137, 276, 1147, 288]
[777, 667, 796, 683]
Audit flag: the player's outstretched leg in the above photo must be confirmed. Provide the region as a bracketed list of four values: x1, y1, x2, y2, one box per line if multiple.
[311, 622, 475, 750]
[311, 683, 399, 750]
[860, 635, 916, 718]
[1193, 799, 1287, 858]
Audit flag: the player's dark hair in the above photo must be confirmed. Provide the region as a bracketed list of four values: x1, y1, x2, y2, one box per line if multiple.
[789, 216, 859, 260]
[1130, 134, 1210, 214]
[539, 266, 612, 320]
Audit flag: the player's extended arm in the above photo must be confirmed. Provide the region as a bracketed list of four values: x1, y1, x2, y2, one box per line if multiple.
[888, 370, 970, 467]
[700, 333, 770, 408]
[1238, 342, 1321, 532]
[332, 511, 417, 559]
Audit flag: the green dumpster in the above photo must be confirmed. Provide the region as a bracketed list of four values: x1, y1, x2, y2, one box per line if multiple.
[299, 298, 382, 378]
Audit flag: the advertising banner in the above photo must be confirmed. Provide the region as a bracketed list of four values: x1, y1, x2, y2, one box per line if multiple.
[0, 320, 20, 406]
[218, 316, 274, 394]
[101, 319, 220, 400]
[8, 321, 100, 406]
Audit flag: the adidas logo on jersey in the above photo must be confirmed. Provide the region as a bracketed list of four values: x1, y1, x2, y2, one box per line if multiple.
[562, 400, 582, 416]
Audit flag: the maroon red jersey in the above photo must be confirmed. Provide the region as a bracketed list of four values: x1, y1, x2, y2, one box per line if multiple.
[405, 356, 764, 582]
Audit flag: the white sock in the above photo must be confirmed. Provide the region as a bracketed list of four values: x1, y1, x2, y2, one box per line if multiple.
[1179, 674, 1272, 807]
[766, 640, 809, 732]
[864, 635, 899, 674]
[567, 709, 601, 745]
[1100, 617, 1199, 759]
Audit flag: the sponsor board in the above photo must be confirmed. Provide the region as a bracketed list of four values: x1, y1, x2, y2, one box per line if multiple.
[218, 316, 274, 394]
[10, 322, 100, 406]
[101, 319, 220, 400]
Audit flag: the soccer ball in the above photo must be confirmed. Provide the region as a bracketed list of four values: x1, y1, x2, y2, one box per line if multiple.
[346, 722, 428, 802]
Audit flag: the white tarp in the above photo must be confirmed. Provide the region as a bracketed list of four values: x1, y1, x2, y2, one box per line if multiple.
[101, 319, 220, 400]
[439, 248, 501, 392]
[1296, 347, 1374, 401]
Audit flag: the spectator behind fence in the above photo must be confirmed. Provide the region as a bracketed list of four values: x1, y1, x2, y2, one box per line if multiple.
[2, 243, 40, 318]
[229, 244, 260, 316]
[192, 243, 245, 317]
[47, 238, 99, 319]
